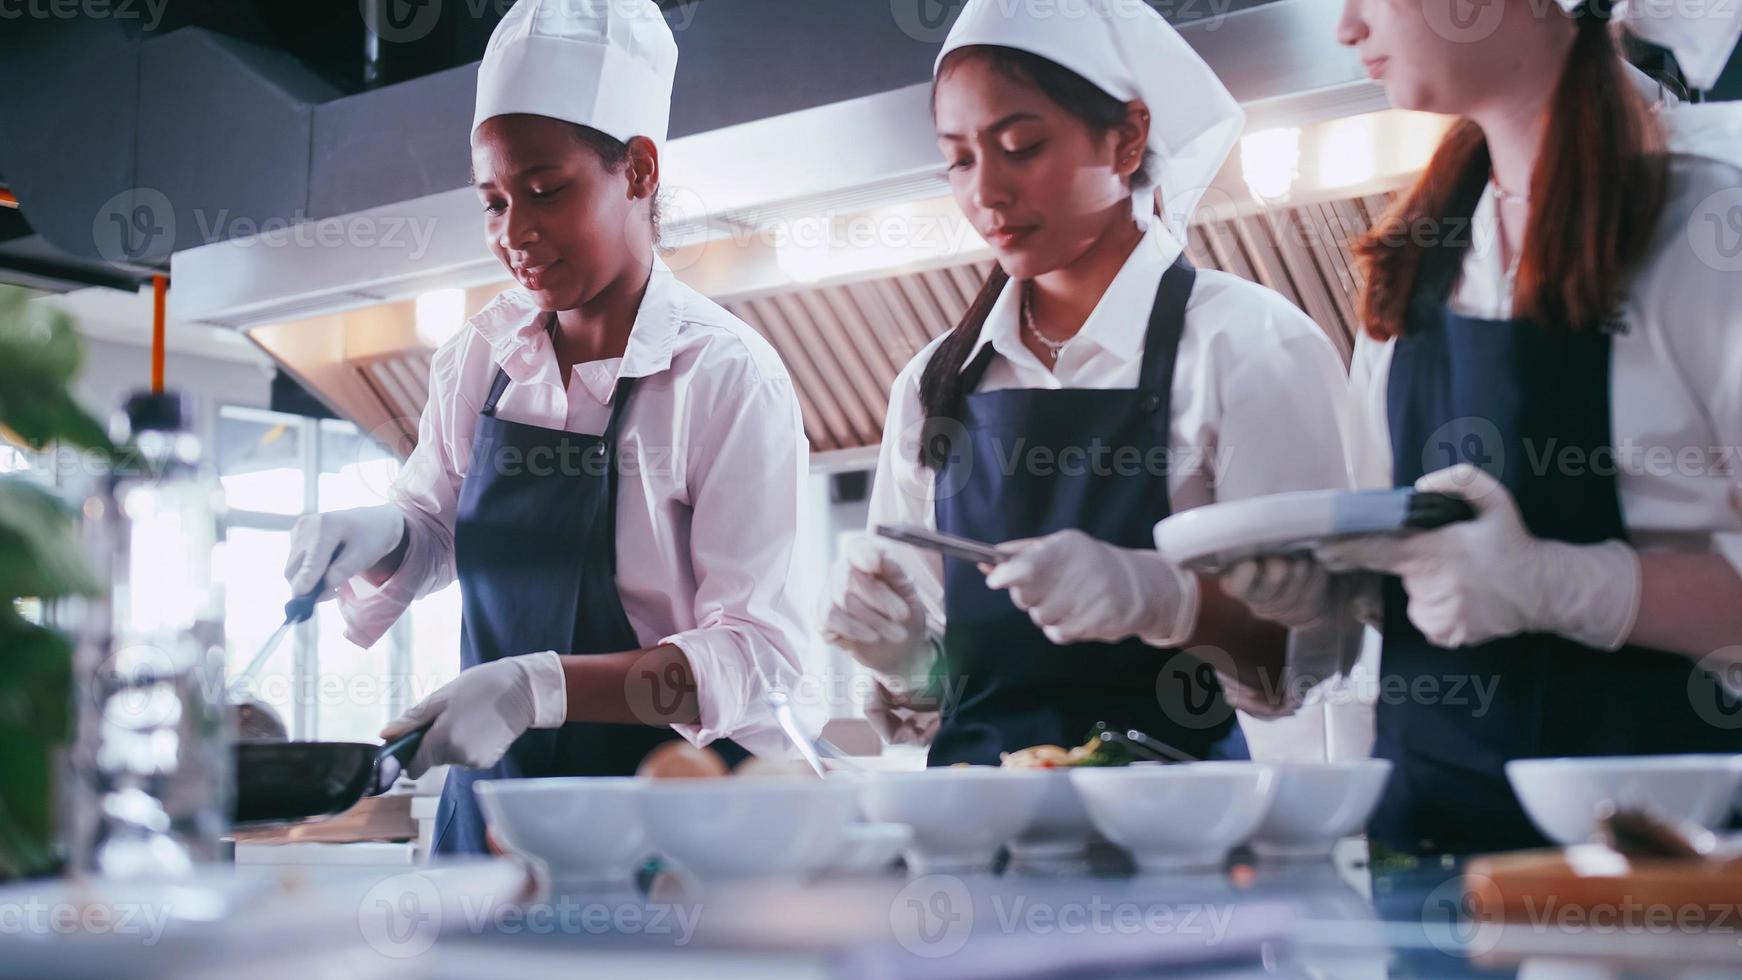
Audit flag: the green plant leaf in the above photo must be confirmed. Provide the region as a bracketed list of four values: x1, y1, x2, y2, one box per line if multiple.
[0, 622, 73, 880]
[0, 479, 102, 600]
[0, 286, 82, 384]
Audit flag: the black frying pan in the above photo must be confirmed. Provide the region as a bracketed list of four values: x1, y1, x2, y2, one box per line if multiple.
[233, 726, 427, 827]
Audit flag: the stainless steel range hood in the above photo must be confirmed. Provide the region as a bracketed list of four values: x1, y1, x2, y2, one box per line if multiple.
[168, 0, 1446, 462]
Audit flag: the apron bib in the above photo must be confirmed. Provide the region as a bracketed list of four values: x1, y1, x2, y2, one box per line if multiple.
[432, 327, 743, 855]
[1371, 163, 1742, 855]
[927, 257, 1244, 766]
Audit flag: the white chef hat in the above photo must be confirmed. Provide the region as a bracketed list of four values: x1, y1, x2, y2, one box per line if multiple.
[1555, 0, 1741, 90]
[935, 0, 1243, 235]
[473, 0, 678, 145]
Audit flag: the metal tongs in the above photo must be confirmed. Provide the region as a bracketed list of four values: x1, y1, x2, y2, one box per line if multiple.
[767, 691, 862, 776]
[1091, 722, 1199, 765]
[1596, 802, 1742, 865]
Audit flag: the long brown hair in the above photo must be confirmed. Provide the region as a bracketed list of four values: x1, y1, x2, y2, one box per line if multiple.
[916, 46, 1155, 467]
[1353, 19, 1667, 338]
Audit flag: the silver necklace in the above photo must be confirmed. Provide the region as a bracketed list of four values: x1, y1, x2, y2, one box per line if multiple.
[1490, 176, 1531, 206]
[1021, 283, 1070, 362]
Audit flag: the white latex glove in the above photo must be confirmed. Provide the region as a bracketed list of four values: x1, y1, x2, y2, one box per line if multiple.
[381, 652, 567, 778]
[984, 529, 1198, 647]
[1219, 555, 1333, 629]
[820, 537, 932, 685]
[1219, 556, 1385, 631]
[1316, 464, 1641, 650]
[284, 505, 406, 597]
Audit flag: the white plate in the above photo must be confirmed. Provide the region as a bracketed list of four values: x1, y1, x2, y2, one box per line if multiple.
[1153, 489, 1466, 571]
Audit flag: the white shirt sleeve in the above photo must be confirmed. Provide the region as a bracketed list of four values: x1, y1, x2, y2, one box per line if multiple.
[659, 367, 815, 748]
[1186, 287, 1360, 717]
[336, 342, 467, 648]
[859, 343, 951, 743]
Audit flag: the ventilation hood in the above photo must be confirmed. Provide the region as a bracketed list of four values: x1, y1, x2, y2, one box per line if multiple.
[168, 0, 1448, 463]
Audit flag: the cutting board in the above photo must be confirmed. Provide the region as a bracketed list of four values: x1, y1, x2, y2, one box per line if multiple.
[1466, 845, 1742, 920]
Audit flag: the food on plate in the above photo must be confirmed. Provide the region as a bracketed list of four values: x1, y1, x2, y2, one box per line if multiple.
[1000, 732, 1131, 769]
[636, 741, 730, 779]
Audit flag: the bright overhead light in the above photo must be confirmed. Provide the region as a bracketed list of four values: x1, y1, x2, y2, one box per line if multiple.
[1240, 127, 1302, 204]
[414, 288, 467, 348]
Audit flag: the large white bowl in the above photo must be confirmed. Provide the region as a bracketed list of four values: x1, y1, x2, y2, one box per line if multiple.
[1505, 755, 1742, 846]
[1250, 760, 1393, 860]
[1070, 763, 1277, 872]
[1007, 768, 1101, 865]
[474, 777, 648, 885]
[637, 779, 859, 881]
[852, 769, 1050, 873]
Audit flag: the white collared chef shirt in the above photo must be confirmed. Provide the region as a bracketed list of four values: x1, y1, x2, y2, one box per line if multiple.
[863, 217, 1356, 740]
[338, 256, 812, 758]
[1348, 110, 1742, 578]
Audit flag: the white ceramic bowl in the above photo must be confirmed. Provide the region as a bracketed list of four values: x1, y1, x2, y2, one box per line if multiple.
[1250, 760, 1393, 860]
[1505, 755, 1742, 846]
[1007, 768, 1101, 865]
[474, 777, 648, 885]
[637, 778, 859, 881]
[852, 769, 1050, 873]
[1070, 763, 1277, 872]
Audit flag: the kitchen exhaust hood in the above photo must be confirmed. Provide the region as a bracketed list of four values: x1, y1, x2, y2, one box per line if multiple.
[167, 0, 1448, 461]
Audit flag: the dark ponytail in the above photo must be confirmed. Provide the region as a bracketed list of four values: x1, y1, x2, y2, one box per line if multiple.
[916, 45, 1155, 467]
[1354, 18, 1666, 338]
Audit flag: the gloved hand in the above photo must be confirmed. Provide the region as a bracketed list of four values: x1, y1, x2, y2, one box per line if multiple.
[821, 537, 933, 685]
[1219, 556, 1385, 631]
[381, 652, 567, 777]
[984, 529, 1198, 646]
[284, 505, 406, 597]
[1316, 464, 1641, 650]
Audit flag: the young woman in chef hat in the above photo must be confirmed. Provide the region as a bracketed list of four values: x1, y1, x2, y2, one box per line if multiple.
[821, 0, 1357, 765]
[280, 0, 813, 854]
[1221, 0, 1742, 854]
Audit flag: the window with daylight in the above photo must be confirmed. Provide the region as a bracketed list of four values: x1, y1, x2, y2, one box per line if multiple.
[217, 406, 462, 741]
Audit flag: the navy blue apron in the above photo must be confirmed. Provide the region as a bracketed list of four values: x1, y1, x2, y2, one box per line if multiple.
[1371, 159, 1742, 855]
[926, 256, 1245, 766]
[432, 322, 744, 855]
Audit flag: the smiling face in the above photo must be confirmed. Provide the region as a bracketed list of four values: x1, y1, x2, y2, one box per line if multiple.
[471, 113, 656, 311]
[932, 51, 1146, 281]
[1336, 0, 1575, 116]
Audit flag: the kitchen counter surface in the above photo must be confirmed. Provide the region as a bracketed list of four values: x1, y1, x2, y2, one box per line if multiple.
[404, 844, 1742, 978]
[9, 843, 1739, 978]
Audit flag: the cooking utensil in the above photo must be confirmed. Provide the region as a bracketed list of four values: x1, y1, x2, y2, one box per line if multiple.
[232, 725, 426, 828]
[874, 523, 1009, 565]
[228, 561, 336, 700]
[767, 691, 827, 777]
[1092, 723, 1198, 765]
